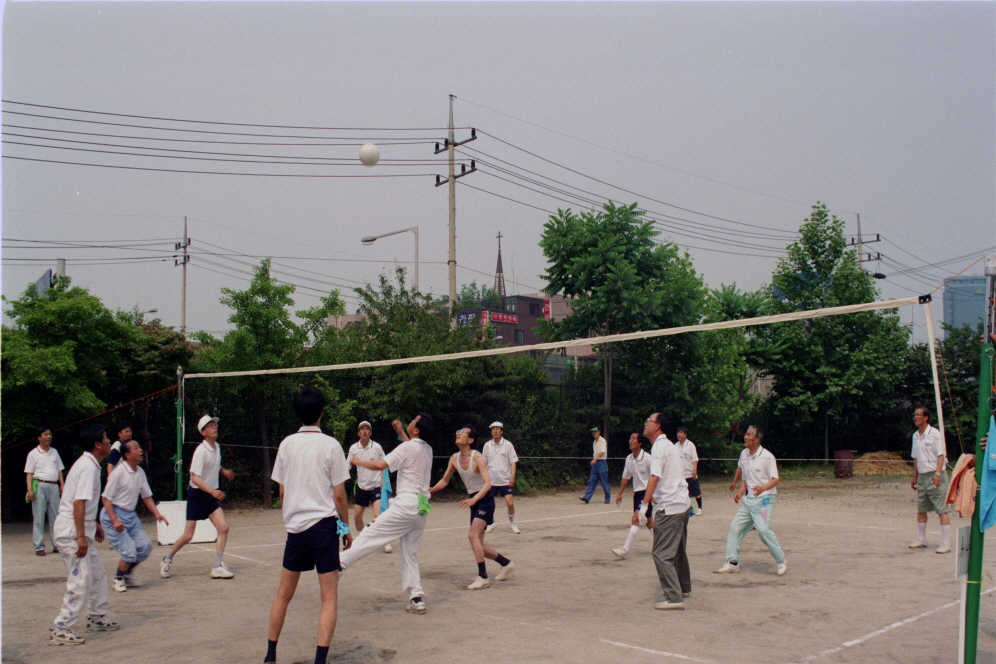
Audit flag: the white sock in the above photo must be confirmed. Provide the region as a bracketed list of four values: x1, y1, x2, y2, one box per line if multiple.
[941, 525, 951, 546]
[509, 516, 515, 525]
[917, 522, 927, 541]
[622, 525, 639, 552]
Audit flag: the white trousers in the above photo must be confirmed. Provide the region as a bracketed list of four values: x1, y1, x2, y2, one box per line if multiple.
[53, 516, 109, 630]
[340, 492, 427, 600]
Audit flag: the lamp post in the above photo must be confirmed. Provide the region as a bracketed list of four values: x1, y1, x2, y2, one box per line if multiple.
[361, 226, 419, 292]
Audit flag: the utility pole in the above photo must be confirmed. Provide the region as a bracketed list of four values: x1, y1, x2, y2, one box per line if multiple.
[849, 215, 881, 264]
[434, 96, 477, 325]
[856, 213, 863, 266]
[175, 217, 191, 335]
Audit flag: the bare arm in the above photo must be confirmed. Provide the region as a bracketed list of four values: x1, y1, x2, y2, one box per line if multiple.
[729, 467, 742, 491]
[392, 420, 410, 442]
[615, 478, 629, 505]
[430, 455, 458, 494]
[190, 472, 225, 500]
[58, 470, 64, 492]
[354, 458, 390, 471]
[692, 460, 698, 480]
[932, 455, 946, 487]
[751, 477, 780, 496]
[332, 482, 352, 549]
[509, 461, 517, 487]
[101, 496, 125, 531]
[142, 496, 169, 524]
[73, 500, 90, 556]
[25, 472, 34, 502]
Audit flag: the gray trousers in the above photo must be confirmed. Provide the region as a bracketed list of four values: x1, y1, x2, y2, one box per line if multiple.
[652, 507, 691, 603]
[32, 482, 60, 551]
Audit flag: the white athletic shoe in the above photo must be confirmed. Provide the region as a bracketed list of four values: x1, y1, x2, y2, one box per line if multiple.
[777, 561, 788, 576]
[696, 507, 703, 515]
[714, 561, 740, 574]
[508, 522, 521, 534]
[112, 576, 127, 593]
[85, 616, 120, 632]
[159, 556, 171, 578]
[654, 600, 685, 610]
[496, 561, 516, 581]
[485, 523, 496, 534]
[48, 628, 85, 646]
[384, 544, 393, 554]
[935, 544, 951, 554]
[681, 592, 691, 598]
[612, 548, 628, 559]
[908, 539, 928, 549]
[210, 563, 235, 579]
[405, 599, 427, 615]
[467, 576, 491, 590]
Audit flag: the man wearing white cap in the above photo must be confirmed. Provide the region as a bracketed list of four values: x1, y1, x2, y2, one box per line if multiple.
[482, 421, 520, 534]
[346, 421, 392, 553]
[160, 415, 236, 580]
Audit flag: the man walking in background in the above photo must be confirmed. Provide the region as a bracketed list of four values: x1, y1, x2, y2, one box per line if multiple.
[908, 407, 952, 554]
[580, 426, 610, 504]
[483, 422, 520, 534]
[25, 424, 64, 556]
[676, 427, 702, 515]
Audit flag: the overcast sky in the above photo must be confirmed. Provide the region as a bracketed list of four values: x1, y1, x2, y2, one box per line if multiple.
[2, 1, 993, 342]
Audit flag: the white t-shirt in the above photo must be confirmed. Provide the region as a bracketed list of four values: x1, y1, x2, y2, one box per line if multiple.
[739, 446, 779, 497]
[385, 438, 433, 497]
[24, 446, 64, 482]
[56, 452, 102, 537]
[271, 426, 351, 534]
[676, 439, 698, 478]
[592, 436, 607, 460]
[649, 437, 690, 514]
[346, 440, 386, 490]
[912, 425, 946, 474]
[483, 438, 518, 486]
[622, 449, 652, 492]
[102, 462, 153, 511]
[189, 440, 222, 490]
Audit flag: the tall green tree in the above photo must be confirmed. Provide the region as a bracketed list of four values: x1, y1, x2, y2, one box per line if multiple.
[759, 202, 910, 459]
[538, 202, 703, 437]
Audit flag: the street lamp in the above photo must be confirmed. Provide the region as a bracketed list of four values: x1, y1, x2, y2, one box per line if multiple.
[361, 226, 419, 292]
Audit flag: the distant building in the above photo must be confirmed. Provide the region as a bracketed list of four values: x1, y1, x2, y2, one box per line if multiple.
[943, 276, 986, 333]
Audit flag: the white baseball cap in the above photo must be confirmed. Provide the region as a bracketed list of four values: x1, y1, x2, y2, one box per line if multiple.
[197, 415, 220, 432]
[489, 421, 503, 429]
[357, 420, 372, 430]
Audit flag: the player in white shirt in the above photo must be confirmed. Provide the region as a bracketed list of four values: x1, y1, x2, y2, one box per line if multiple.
[100, 439, 169, 592]
[340, 413, 436, 615]
[482, 422, 521, 534]
[908, 407, 952, 553]
[346, 421, 392, 553]
[265, 387, 353, 664]
[24, 425, 64, 555]
[612, 433, 653, 559]
[676, 427, 702, 515]
[49, 424, 118, 646]
[160, 414, 237, 580]
[715, 425, 786, 576]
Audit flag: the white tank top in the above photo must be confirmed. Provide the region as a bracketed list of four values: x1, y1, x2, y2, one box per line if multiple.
[454, 450, 485, 495]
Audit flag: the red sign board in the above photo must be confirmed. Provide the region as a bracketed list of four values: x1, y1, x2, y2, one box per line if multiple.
[488, 312, 518, 324]
[543, 300, 551, 321]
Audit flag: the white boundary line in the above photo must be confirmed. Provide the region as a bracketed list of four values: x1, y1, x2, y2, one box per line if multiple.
[189, 542, 267, 565]
[600, 638, 720, 663]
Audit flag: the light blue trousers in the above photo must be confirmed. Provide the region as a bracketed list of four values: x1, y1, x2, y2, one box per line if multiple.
[100, 506, 153, 564]
[725, 495, 785, 564]
[32, 482, 60, 551]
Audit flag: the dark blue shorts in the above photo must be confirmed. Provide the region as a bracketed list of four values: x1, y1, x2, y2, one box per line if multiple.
[492, 486, 513, 498]
[686, 478, 702, 498]
[470, 493, 496, 526]
[633, 490, 653, 518]
[282, 516, 341, 574]
[354, 486, 382, 507]
[186, 487, 221, 521]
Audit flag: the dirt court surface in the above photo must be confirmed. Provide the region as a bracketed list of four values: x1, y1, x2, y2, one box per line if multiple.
[4, 477, 996, 664]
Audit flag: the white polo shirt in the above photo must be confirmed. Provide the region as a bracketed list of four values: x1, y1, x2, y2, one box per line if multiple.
[24, 446, 64, 482]
[346, 440, 386, 490]
[385, 438, 433, 497]
[592, 436, 607, 461]
[271, 426, 351, 534]
[56, 452, 102, 537]
[649, 437, 690, 514]
[189, 440, 222, 490]
[483, 438, 518, 486]
[102, 461, 153, 511]
[622, 449, 652, 492]
[676, 439, 698, 478]
[650, 433, 673, 457]
[739, 446, 779, 497]
[911, 425, 946, 474]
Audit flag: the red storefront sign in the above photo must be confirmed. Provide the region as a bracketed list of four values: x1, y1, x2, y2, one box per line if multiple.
[543, 300, 551, 320]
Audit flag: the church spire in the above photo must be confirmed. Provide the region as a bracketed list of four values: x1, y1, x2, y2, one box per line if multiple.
[494, 232, 507, 306]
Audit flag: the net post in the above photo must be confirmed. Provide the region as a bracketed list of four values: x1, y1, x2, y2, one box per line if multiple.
[175, 366, 184, 501]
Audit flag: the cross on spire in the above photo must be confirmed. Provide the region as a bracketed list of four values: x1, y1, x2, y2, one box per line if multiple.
[494, 232, 507, 304]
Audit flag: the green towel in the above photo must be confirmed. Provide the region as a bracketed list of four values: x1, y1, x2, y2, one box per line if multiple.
[25, 477, 40, 503]
[417, 493, 433, 516]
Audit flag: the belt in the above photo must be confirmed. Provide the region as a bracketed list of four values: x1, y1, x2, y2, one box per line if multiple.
[37, 479, 59, 484]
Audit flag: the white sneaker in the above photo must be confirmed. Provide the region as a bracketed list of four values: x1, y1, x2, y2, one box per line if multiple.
[508, 522, 521, 534]
[159, 556, 171, 578]
[936, 544, 951, 554]
[714, 561, 740, 574]
[777, 561, 788, 576]
[384, 544, 393, 554]
[908, 539, 927, 549]
[612, 548, 628, 559]
[485, 523, 496, 534]
[85, 616, 120, 632]
[681, 592, 691, 598]
[496, 561, 516, 581]
[112, 576, 127, 593]
[405, 599, 427, 614]
[696, 508, 703, 515]
[210, 563, 234, 579]
[467, 576, 491, 590]
[654, 600, 685, 610]
[48, 628, 85, 646]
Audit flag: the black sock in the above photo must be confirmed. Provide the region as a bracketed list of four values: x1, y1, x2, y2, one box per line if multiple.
[265, 639, 277, 663]
[115, 574, 125, 580]
[314, 645, 329, 664]
[477, 562, 487, 578]
[126, 562, 138, 574]
[411, 596, 422, 603]
[495, 555, 510, 567]
[696, 497, 702, 509]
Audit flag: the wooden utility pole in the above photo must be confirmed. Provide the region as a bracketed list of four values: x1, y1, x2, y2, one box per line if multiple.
[175, 217, 191, 335]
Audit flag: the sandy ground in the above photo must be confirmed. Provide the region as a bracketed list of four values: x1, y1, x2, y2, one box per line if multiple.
[3, 477, 996, 664]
